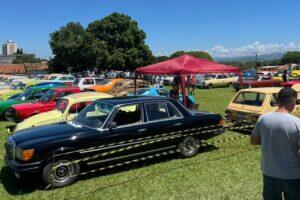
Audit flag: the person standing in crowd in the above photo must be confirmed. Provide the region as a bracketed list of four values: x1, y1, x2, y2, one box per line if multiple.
[159, 76, 164, 87]
[250, 87, 300, 200]
[282, 70, 289, 83]
[154, 75, 160, 88]
[170, 84, 179, 100]
[190, 75, 196, 95]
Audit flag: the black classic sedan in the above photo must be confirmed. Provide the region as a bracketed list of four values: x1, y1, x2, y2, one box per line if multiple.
[5, 96, 224, 188]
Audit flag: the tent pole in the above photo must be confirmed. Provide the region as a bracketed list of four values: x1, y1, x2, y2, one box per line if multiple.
[180, 75, 187, 107]
[134, 72, 137, 96]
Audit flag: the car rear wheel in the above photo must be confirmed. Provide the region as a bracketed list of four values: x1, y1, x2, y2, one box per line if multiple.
[4, 108, 15, 122]
[227, 82, 233, 87]
[178, 136, 199, 158]
[43, 158, 80, 188]
[207, 84, 213, 89]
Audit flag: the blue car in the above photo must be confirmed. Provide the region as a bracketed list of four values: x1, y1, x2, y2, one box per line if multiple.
[128, 87, 196, 105]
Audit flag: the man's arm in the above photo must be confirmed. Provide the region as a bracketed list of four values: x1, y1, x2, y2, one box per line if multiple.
[250, 134, 261, 145]
[250, 118, 262, 145]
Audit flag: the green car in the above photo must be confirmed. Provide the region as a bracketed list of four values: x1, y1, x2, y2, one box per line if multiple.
[0, 80, 44, 101]
[0, 85, 64, 121]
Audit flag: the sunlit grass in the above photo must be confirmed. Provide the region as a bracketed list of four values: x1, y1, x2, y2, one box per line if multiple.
[0, 87, 262, 199]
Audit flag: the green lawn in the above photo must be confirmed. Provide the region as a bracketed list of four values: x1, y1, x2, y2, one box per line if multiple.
[0, 88, 262, 199]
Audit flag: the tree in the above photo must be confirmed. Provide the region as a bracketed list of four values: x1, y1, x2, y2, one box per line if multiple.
[282, 51, 300, 64]
[154, 56, 169, 63]
[87, 13, 154, 70]
[12, 54, 38, 64]
[170, 50, 213, 61]
[49, 22, 102, 72]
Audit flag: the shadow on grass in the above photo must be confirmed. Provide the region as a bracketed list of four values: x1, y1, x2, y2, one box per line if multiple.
[0, 144, 218, 196]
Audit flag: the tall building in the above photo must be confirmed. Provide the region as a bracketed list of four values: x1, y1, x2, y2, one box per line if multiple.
[2, 40, 17, 55]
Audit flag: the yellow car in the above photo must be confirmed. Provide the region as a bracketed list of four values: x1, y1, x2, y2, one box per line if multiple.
[202, 74, 238, 89]
[15, 92, 113, 131]
[226, 86, 300, 125]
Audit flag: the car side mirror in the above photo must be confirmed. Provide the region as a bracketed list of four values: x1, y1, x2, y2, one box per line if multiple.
[107, 122, 117, 130]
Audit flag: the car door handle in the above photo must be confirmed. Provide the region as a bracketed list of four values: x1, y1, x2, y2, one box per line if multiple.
[173, 123, 182, 127]
[137, 128, 147, 133]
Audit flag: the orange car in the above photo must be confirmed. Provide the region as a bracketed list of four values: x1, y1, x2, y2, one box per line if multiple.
[86, 78, 123, 93]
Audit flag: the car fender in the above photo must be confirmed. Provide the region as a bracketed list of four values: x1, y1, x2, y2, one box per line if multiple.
[44, 146, 80, 163]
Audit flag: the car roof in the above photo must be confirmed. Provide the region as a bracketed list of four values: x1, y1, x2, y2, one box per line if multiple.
[52, 87, 79, 92]
[239, 87, 282, 93]
[63, 92, 113, 103]
[97, 96, 171, 105]
[30, 85, 63, 90]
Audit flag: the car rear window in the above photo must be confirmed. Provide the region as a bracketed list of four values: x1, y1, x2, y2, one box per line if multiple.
[233, 92, 266, 106]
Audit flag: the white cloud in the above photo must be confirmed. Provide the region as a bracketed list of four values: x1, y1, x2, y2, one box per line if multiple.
[209, 41, 300, 58]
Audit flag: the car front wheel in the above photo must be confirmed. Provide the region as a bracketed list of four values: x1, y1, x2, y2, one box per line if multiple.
[4, 108, 15, 122]
[207, 84, 213, 89]
[178, 136, 199, 158]
[43, 158, 80, 188]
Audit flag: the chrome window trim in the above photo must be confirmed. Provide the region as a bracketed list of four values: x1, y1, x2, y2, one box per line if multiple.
[105, 103, 144, 130]
[144, 101, 183, 124]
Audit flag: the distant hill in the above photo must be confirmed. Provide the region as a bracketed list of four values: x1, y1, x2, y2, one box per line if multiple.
[215, 52, 284, 62]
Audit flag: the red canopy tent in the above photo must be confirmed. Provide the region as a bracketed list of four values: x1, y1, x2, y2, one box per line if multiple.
[135, 54, 242, 106]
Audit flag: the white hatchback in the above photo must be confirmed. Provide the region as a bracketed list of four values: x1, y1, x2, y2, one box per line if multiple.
[73, 77, 105, 91]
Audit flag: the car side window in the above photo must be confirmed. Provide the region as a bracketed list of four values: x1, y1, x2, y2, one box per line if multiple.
[30, 89, 47, 100]
[69, 102, 87, 114]
[112, 104, 142, 127]
[145, 102, 169, 121]
[167, 103, 181, 118]
[83, 79, 95, 85]
[234, 92, 266, 106]
[59, 77, 66, 81]
[95, 78, 104, 84]
[270, 94, 278, 107]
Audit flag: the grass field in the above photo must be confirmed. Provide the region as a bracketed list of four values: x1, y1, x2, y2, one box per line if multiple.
[0, 88, 262, 200]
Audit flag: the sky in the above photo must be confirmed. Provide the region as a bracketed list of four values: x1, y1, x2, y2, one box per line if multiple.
[1, 0, 300, 58]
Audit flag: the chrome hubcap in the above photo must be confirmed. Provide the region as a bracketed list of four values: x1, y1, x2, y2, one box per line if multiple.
[51, 160, 74, 183]
[184, 140, 195, 154]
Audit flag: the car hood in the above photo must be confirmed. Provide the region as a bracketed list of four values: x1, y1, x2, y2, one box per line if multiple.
[0, 88, 14, 95]
[16, 110, 64, 131]
[12, 100, 50, 111]
[0, 99, 20, 113]
[12, 122, 90, 149]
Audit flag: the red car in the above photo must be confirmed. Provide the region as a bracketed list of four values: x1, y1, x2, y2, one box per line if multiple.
[233, 76, 282, 91]
[281, 78, 300, 87]
[11, 87, 80, 121]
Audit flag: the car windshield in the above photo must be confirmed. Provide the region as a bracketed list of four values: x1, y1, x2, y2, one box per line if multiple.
[56, 99, 69, 113]
[11, 82, 26, 90]
[17, 89, 32, 101]
[73, 79, 80, 86]
[75, 101, 114, 129]
[39, 89, 55, 102]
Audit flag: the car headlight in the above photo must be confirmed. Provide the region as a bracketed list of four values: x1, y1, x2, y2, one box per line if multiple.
[15, 148, 34, 161]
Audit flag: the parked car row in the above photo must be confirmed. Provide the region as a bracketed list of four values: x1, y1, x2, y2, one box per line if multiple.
[2, 73, 224, 189]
